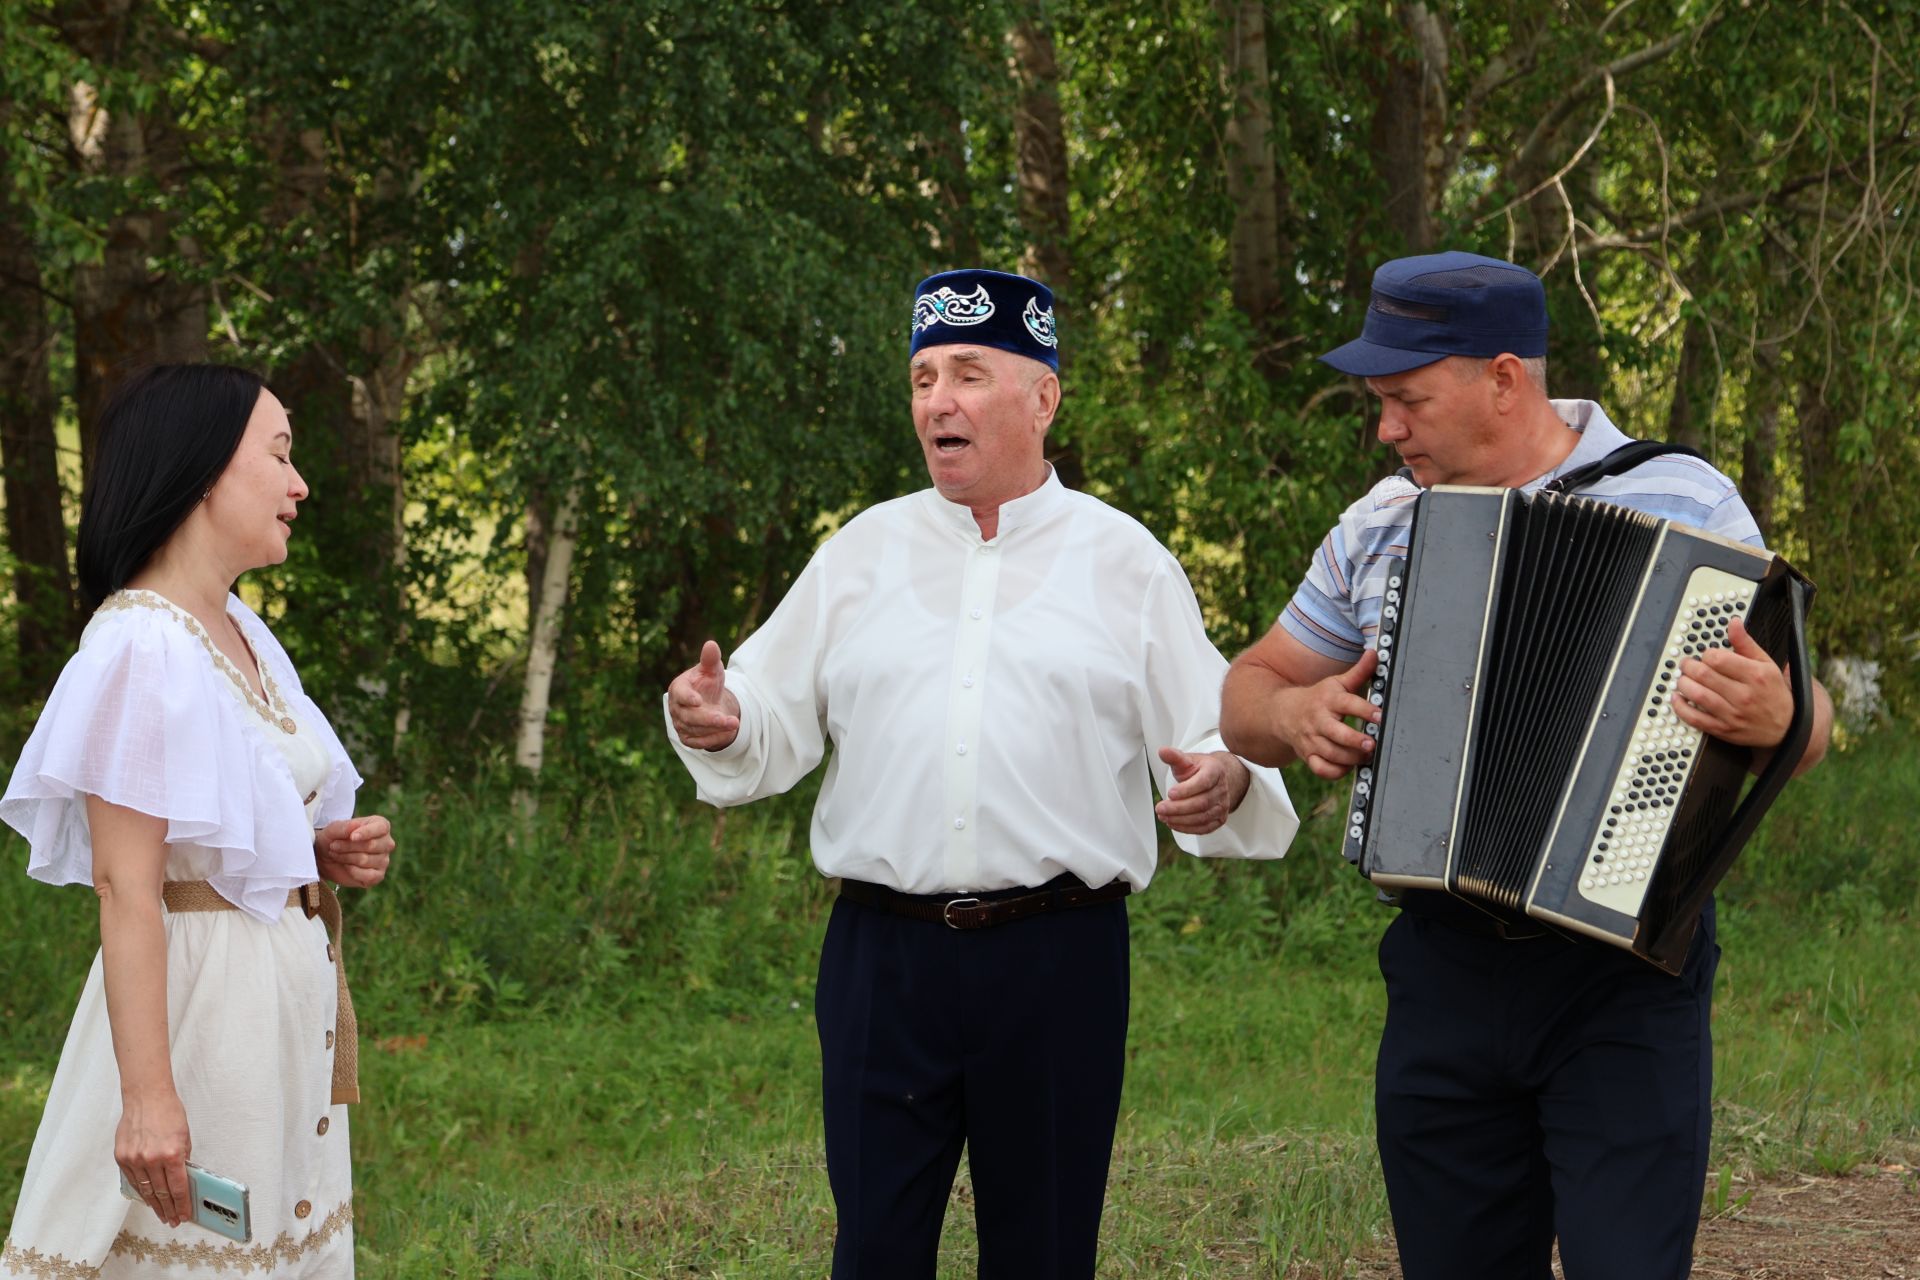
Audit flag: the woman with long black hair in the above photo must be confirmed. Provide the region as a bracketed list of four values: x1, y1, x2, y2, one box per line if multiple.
[1, 364, 394, 1278]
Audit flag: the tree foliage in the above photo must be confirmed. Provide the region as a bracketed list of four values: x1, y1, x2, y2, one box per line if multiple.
[2, 0, 1915, 773]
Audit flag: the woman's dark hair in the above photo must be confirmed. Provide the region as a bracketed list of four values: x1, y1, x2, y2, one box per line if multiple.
[76, 363, 266, 610]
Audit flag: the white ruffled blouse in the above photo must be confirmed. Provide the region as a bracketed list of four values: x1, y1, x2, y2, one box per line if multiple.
[1, 590, 362, 921]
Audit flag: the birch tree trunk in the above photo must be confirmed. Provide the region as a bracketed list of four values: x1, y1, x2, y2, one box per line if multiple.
[1664, 312, 1715, 454]
[1009, 10, 1080, 487]
[515, 481, 583, 815]
[1367, 2, 1447, 256]
[259, 127, 419, 763]
[0, 184, 77, 686]
[1739, 344, 1781, 546]
[62, 1, 208, 479]
[1011, 15, 1070, 301]
[1217, 0, 1286, 345]
[929, 103, 979, 264]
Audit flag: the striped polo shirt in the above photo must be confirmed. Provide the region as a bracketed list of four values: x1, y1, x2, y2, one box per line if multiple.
[1280, 399, 1765, 663]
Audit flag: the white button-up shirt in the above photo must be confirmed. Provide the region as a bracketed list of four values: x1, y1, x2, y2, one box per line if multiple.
[663, 469, 1299, 894]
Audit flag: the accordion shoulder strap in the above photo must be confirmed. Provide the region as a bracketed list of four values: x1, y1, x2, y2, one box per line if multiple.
[1543, 439, 1708, 495]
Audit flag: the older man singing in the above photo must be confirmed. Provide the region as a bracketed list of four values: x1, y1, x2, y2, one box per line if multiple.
[663, 268, 1298, 1278]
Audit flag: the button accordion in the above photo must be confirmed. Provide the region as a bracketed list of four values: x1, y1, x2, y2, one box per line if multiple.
[1342, 485, 1814, 973]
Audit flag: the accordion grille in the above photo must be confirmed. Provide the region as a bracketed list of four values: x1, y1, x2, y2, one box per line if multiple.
[1452, 495, 1662, 908]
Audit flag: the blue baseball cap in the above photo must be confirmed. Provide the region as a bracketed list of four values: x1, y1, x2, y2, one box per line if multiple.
[910, 269, 1059, 371]
[1319, 251, 1548, 377]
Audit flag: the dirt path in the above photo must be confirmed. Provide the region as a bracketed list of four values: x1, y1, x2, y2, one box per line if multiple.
[1337, 1165, 1919, 1279]
[1691, 1166, 1920, 1280]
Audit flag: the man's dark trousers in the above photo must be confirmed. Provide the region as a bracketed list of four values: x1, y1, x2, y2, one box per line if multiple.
[1375, 898, 1719, 1280]
[815, 889, 1130, 1279]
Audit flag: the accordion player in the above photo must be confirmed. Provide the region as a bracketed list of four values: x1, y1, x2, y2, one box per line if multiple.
[1342, 484, 1815, 973]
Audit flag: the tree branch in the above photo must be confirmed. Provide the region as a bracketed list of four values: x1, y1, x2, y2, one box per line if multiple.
[1577, 133, 1916, 253]
[0, 266, 75, 310]
[1472, 12, 1723, 223]
[1440, 17, 1550, 182]
[1473, 70, 1616, 228]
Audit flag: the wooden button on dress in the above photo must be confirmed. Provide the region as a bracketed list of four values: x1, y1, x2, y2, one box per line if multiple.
[316, 1116, 330, 1136]
[294, 1199, 312, 1219]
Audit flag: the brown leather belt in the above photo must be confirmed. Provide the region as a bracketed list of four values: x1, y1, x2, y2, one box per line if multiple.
[838, 873, 1131, 930]
[162, 880, 360, 1104]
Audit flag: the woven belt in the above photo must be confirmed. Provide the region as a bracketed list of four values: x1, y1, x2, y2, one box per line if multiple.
[838, 874, 1131, 930]
[162, 880, 359, 1104]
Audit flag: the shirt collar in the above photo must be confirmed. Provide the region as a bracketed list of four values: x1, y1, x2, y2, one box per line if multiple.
[1523, 399, 1629, 492]
[922, 464, 1065, 543]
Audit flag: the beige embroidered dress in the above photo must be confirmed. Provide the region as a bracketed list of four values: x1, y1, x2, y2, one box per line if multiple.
[1, 591, 363, 1278]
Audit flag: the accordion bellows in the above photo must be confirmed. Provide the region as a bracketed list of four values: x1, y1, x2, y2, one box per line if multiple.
[1343, 486, 1815, 973]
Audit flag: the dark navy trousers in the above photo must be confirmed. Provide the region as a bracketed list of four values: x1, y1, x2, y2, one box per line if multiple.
[815, 892, 1130, 1280]
[1375, 901, 1720, 1280]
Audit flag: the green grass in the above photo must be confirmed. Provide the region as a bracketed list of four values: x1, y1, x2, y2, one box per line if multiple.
[3, 727, 1917, 1276]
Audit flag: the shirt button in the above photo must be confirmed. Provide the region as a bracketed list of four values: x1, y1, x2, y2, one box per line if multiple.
[953, 817, 966, 830]
[969, 608, 982, 620]
[325, 1030, 335, 1049]
[294, 1200, 312, 1220]
[956, 742, 967, 756]
[316, 1116, 330, 1136]
[962, 676, 975, 688]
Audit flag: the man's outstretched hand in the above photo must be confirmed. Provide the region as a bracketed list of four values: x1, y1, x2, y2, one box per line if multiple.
[667, 640, 743, 751]
[1154, 747, 1251, 835]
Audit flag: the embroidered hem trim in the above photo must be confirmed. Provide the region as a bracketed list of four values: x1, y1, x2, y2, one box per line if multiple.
[1, 1240, 96, 1279]
[3, 1198, 352, 1277]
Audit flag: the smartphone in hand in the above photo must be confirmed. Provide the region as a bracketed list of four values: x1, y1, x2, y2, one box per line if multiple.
[119, 1161, 252, 1243]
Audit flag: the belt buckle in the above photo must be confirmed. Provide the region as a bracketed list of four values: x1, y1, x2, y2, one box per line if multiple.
[943, 897, 984, 929]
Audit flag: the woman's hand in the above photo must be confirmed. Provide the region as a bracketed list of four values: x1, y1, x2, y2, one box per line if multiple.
[315, 815, 393, 888]
[117, 1086, 191, 1227]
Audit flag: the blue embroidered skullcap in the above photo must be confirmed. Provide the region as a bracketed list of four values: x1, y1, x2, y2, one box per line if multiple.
[910, 268, 1059, 371]
[1319, 251, 1548, 377]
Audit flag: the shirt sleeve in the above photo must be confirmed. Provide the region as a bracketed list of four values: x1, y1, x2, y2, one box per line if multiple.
[1697, 487, 1765, 548]
[1277, 482, 1420, 663]
[0, 609, 324, 921]
[1137, 552, 1300, 861]
[660, 544, 834, 807]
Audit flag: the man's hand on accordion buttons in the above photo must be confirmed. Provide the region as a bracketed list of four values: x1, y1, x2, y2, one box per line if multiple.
[1671, 617, 1792, 749]
[1287, 648, 1382, 780]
